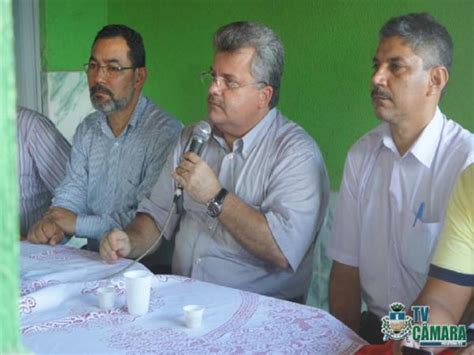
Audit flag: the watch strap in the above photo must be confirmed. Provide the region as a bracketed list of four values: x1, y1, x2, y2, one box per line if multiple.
[206, 188, 228, 218]
[213, 188, 228, 205]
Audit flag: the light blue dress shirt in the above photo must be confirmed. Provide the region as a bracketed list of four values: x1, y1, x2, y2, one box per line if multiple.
[53, 95, 182, 250]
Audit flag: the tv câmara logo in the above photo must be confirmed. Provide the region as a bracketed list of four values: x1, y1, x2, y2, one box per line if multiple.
[381, 302, 414, 341]
[381, 302, 467, 347]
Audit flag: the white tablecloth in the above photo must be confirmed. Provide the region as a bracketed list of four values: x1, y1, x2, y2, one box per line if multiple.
[20, 242, 367, 354]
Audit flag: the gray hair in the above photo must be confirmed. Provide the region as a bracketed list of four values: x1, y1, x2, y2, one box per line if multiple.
[213, 21, 284, 108]
[379, 13, 453, 73]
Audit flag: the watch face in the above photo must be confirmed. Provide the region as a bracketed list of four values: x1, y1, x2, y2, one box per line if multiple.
[207, 202, 221, 218]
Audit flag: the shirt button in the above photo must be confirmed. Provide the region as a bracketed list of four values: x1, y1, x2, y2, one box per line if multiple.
[114, 142, 119, 146]
[227, 154, 233, 160]
[195, 258, 201, 265]
[208, 225, 213, 230]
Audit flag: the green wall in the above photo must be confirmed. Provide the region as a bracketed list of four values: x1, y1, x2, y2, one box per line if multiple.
[41, 0, 474, 189]
[0, 0, 21, 350]
[40, 0, 108, 71]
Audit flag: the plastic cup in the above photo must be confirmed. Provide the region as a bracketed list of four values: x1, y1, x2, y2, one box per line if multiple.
[124, 270, 152, 316]
[97, 286, 115, 310]
[183, 305, 205, 328]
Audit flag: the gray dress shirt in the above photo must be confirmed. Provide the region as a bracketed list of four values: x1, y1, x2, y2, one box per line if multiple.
[53, 95, 182, 250]
[139, 109, 329, 300]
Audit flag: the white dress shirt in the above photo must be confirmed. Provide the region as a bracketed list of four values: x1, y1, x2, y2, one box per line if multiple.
[327, 107, 474, 317]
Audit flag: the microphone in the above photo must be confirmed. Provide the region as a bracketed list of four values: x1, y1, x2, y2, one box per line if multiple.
[182, 120, 212, 156]
[174, 121, 212, 210]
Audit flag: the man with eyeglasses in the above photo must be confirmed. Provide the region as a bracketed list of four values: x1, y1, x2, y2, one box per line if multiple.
[100, 21, 329, 302]
[27, 24, 181, 251]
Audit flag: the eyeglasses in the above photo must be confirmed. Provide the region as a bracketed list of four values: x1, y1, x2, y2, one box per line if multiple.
[200, 70, 266, 91]
[83, 62, 135, 78]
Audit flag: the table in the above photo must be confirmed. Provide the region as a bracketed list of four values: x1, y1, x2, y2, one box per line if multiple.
[20, 242, 367, 354]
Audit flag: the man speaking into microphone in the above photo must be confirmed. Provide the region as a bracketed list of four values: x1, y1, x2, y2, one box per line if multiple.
[100, 21, 329, 302]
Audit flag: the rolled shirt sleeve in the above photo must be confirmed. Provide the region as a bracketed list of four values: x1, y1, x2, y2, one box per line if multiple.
[263, 141, 329, 271]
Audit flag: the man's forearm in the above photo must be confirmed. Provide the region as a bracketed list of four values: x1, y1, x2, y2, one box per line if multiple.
[218, 192, 288, 269]
[125, 213, 162, 259]
[46, 207, 77, 235]
[413, 277, 472, 325]
[329, 261, 362, 332]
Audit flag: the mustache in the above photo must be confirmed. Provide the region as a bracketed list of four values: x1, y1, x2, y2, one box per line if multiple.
[207, 95, 223, 108]
[371, 86, 392, 100]
[90, 84, 114, 98]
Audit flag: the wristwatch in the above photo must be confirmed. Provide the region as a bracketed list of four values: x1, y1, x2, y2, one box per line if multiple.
[206, 188, 228, 218]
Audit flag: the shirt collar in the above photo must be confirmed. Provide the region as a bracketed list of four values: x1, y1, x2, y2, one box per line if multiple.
[127, 94, 146, 129]
[409, 107, 444, 168]
[381, 124, 398, 155]
[212, 108, 277, 158]
[240, 108, 276, 158]
[380, 107, 444, 168]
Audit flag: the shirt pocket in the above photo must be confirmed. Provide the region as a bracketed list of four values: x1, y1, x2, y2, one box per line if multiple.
[400, 208, 441, 275]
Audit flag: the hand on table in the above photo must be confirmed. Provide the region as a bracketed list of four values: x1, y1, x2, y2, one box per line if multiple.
[100, 228, 132, 263]
[27, 218, 65, 246]
[45, 207, 77, 235]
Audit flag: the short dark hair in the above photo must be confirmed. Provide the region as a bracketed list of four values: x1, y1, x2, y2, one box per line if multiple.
[213, 21, 284, 108]
[93, 24, 146, 67]
[379, 13, 453, 73]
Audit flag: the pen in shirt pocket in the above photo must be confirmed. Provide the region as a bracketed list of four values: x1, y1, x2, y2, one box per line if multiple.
[413, 202, 425, 227]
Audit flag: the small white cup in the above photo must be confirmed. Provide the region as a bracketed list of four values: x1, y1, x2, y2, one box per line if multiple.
[124, 270, 152, 316]
[183, 305, 205, 328]
[97, 286, 115, 310]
